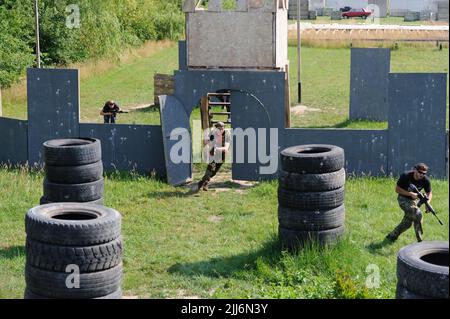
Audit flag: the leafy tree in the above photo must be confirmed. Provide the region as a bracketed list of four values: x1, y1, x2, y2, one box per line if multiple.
[0, 0, 185, 88]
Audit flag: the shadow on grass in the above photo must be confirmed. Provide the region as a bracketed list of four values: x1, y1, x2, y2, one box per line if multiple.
[0, 246, 25, 260]
[147, 189, 199, 198]
[147, 179, 256, 198]
[207, 180, 257, 190]
[167, 238, 282, 278]
[366, 238, 396, 255]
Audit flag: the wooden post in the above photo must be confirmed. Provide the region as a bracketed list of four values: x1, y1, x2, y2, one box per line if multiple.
[284, 64, 291, 128]
[200, 95, 209, 132]
[297, 0, 302, 103]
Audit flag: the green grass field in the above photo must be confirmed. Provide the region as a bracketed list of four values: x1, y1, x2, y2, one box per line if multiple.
[0, 166, 448, 299]
[2, 44, 448, 129]
[0, 42, 449, 299]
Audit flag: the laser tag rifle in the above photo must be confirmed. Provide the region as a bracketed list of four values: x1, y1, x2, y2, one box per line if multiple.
[410, 184, 444, 226]
[110, 110, 129, 115]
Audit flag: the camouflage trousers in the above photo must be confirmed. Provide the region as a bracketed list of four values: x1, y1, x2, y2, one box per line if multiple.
[200, 161, 223, 184]
[388, 196, 424, 242]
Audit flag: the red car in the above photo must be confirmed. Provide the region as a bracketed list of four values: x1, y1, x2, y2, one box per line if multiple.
[342, 8, 372, 19]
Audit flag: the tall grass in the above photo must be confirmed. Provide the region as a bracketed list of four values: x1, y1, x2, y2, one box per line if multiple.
[289, 29, 449, 49]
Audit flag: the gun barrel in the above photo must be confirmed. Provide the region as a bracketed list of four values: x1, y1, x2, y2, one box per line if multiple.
[410, 184, 443, 226]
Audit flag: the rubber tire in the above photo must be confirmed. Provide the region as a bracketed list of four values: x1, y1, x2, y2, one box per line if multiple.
[43, 178, 104, 202]
[278, 187, 345, 210]
[280, 144, 344, 174]
[396, 284, 428, 299]
[40, 196, 104, 205]
[279, 168, 346, 192]
[24, 288, 122, 299]
[26, 237, 122, 273]
[45, 161, 103, 184]
[25, 203, 121, 246]
[278, 205, 345, 231]
[25, 263, 122, 299]
[397, 241, 449, 299]
[43, 138, 101, 166]
[279, 225, 345, 249]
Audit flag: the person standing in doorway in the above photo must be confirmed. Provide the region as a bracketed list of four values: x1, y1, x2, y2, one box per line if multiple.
[198, 122, 231, 191]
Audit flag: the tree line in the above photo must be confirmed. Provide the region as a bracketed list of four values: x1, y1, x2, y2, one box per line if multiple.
[0, 0, 184, 88]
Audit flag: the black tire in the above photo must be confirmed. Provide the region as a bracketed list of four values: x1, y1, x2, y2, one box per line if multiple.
[43, 178, 104, 202]
[45, 161, 103, 184]
[396, 283, 428, 299]
[24, 288, 122, 299]
[278, 187, 345, 210]
[25, 203, 121, 246]
[26, 237, 122, 273]
[25, 263, 122, 299]
[43, 138, 101, 166]
[278, 205, 345, 231]
[40, 196, 104, 205]
[279, 168, 346, 192]
[280, 144, 344, 174]
[279, 225, 345, 249]
[397, 241, 448, 299]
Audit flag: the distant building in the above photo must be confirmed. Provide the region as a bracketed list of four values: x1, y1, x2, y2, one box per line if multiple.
[389, 0, 446, 17]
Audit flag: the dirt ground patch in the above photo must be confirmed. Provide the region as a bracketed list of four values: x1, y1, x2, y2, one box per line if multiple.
[186, 168, 257, 193]
[207, 215, 224, 223]
[126, 104, 153, 111]
[291, 104, 322, 116]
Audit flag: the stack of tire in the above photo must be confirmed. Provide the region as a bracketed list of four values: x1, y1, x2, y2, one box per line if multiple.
[24, 203, 123, 299]
[41, 138, 104, 205]
[278, 144, 346, 250]
[396, 241, 448, 299]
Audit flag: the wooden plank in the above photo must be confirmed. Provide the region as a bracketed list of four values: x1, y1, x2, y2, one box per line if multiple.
[154, 73, 175, 105]
[200, 95, 209, 131]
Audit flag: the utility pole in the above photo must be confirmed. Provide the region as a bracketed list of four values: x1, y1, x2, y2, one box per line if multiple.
[297, 0, 302, 103]
[34, 0, 41, 68]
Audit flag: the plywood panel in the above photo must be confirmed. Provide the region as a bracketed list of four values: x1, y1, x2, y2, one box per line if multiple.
[27, 68, 79, 166]
[388, 73, 447, 178]
[187, 12, 275, 68]
[349, 48, 390, 121]
[79, 123, 166, 177]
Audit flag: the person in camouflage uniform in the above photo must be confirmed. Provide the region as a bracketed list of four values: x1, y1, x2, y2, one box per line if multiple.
[197, 122, 231, 191]
[386, 163, 432, 243]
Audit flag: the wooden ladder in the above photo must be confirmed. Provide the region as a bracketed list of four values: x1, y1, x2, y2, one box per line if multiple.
[200, 91, 231, 131]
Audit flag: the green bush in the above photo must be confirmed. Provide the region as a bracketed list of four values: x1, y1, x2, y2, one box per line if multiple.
[332, 269, 370, 299]
[0, 0, 185, 88]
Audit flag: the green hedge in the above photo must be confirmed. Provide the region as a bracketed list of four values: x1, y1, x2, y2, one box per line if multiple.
[0, 0, 184, 88]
